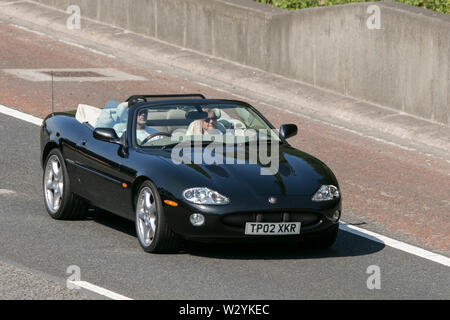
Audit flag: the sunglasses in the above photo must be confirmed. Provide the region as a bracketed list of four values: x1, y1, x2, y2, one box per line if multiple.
[203, 117, 218, 123]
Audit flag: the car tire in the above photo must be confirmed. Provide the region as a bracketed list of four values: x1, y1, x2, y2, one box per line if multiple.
[135, 180, 181, 253]
[302, 224, 339, 249]
[43, 149, 88, 220]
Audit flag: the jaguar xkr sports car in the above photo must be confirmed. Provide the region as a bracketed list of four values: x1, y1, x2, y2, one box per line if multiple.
[41, 94, 341, 253]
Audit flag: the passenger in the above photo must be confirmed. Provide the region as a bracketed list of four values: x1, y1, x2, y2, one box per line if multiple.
[191, 109, 225, 135]
[95, 101, 122, 128]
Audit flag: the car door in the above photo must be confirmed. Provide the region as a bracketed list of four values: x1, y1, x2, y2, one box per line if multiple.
[70, 123, 130, 217]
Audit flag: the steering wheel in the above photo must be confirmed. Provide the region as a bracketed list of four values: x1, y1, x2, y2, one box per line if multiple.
[141, 132, 172, 145]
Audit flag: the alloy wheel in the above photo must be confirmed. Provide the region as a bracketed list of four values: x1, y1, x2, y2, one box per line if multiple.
[44, 155, 64, 213]
[136, 187, 157, 246]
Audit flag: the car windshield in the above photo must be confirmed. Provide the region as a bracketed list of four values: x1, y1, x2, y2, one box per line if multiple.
[134, 102, 281, 147]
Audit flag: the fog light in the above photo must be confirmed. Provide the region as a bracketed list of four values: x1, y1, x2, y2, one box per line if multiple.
[190, 213, 205, 227]
[331, 210, 341, 222]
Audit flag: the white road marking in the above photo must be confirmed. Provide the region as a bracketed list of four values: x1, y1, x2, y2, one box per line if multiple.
[340, 222, 450, 267]
[0, 189, 16, 196]
[1, 68, 147, 82]
[9, 23, 46, 36]
[8, 23, 117, 59]
[57, 39, 117, 59]
[68, 281, 133, 300]
[0, 104, 42, 126]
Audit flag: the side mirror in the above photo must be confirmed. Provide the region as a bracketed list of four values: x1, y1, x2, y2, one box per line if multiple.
[279, 124, 298, 139]
[93, 128, 120, 144]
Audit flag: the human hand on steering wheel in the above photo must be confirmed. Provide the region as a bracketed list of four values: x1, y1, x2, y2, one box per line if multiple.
[141, 132, 172, 145]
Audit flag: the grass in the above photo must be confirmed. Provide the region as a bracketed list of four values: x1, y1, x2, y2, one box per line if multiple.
[255, 0, 450, 14]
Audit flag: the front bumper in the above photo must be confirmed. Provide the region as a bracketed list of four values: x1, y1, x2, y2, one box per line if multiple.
[162, 197, 341, 242]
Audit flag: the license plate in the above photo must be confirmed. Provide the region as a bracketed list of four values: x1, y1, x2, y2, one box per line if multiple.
[245, 222, 301, 235]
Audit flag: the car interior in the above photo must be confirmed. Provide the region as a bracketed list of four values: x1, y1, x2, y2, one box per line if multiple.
[74, 96, 276, 149]
[76, 102, 249, 134]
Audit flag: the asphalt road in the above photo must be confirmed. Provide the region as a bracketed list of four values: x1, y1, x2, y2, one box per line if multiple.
[0, 113, 449, 299]
[0, 10, 449, 300]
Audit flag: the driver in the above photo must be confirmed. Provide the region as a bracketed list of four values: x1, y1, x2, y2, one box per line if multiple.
[136, 109, 163, 143]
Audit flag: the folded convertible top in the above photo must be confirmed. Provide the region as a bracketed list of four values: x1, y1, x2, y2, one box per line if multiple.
[126, 94, 206, 106]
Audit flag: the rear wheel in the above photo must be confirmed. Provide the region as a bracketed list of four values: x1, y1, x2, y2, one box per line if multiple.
[135, 181, 181, 253]
[43, 149, 88, 220]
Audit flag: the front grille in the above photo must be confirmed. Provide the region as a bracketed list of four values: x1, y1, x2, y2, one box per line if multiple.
[221, 212, 322, 228]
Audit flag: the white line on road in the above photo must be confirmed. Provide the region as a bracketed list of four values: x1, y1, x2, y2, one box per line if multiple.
[57, 39, 117, 59]
[8, 23, 117, 59]
[339, 222, 450, 267]
[0, 104, 43, 126]
[0, 103, 448, 300]
[68, 281, 133, 300]
[0, 189, 17, 196]
[9, 23, 46, 36]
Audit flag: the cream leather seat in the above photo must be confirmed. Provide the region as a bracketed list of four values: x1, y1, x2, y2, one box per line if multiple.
[166, 109, 187, 133]
[75, 104, 102, 127]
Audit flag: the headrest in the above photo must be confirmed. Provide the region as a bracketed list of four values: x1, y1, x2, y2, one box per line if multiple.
[166, 109, 187, 120]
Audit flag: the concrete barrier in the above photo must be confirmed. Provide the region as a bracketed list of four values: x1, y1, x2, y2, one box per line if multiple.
[32, 0, 450, 125]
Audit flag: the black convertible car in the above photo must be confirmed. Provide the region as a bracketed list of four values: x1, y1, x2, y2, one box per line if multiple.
[41, 94, 341, 253]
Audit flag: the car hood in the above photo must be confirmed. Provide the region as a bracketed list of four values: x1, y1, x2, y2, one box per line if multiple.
[158, 144, 337, 197]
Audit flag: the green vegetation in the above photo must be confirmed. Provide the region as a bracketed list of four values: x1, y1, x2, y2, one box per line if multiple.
[255, 0, 450, 14]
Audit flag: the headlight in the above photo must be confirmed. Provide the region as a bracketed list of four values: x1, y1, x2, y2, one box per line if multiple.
[183, 187, 230, 205]
[312, 185, 340, 202]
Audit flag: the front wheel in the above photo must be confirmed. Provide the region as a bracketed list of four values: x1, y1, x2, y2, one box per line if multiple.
[135, 181, 181, 253]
